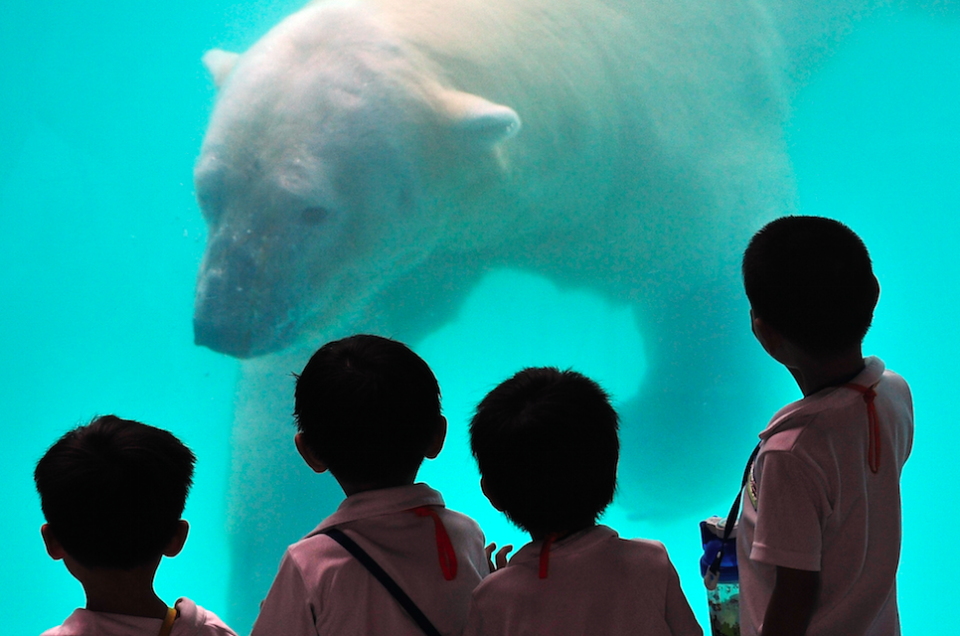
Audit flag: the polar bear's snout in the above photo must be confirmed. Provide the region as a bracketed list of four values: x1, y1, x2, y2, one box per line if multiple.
[193, 239, 298, 358]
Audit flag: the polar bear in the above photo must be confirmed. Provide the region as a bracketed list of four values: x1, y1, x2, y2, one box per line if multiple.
[194, 0, 792, 358]
[192, 0, 884, 626]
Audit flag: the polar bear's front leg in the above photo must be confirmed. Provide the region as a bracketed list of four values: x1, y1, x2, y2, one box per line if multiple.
[616, 274, 778, 516]
[223, 348, 345, 632]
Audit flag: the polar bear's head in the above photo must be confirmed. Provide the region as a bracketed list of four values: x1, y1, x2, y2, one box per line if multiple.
[193, 4, 519, 358]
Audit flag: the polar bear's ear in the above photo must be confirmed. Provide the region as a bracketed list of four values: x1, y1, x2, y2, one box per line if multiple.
[202, 49, 241, 90]
[437, 90, 521, 149]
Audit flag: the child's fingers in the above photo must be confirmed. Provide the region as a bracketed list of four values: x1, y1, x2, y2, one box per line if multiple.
[484, 542, 514, 571]
[494, 544, 513, 569]
[484, 542, 497, 573]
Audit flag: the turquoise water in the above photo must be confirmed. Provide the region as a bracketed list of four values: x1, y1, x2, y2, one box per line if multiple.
[2, 3, 957, 634]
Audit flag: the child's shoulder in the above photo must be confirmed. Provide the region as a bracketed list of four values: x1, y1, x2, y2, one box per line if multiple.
[880, 367, 912, 402]
[40, 602, 239, 636]
[283, 487, 487, 563]
[613, 535, 675, 571]
[435, 504, 487, 538]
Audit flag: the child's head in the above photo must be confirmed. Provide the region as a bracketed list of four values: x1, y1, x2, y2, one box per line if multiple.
[34, 415, 196, 570]
[470, 367, 619, 538]
[742, 215, 879, 356]
[294, 334, 444, 489]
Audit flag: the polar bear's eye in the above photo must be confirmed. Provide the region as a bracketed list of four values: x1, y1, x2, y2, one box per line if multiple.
[300, 206, 330, 225]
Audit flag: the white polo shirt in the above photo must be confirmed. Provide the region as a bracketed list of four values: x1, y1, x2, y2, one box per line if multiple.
[250, 483, 489, 636]
[737, 356, 913, 636]
[462, 525, 703, 636]
[41, 597, 237, 636]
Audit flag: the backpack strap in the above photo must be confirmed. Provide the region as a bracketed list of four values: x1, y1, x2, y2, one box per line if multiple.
[704, 441, 761, 589]
[320, 528, 443, 636]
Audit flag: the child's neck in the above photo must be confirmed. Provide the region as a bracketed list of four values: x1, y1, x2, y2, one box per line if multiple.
[788, 347, 865, 397]
[70, 557, 169, 619]
[85, 586, 168, 620]
[530, 523, 596, 542]
[339, 474, 418, 497]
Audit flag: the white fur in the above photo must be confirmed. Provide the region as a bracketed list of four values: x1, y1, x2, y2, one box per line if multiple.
[193, 0, 794, 357]
[193, 0, 818, 625]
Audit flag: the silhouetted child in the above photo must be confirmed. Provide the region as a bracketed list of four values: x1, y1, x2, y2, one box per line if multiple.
[463, 367, 702, 636]
[250, 334, 490, 636]
[35, 415, 236, 636]
[737, 216, 913, 636]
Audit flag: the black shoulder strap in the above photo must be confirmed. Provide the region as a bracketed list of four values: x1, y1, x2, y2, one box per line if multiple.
[705, 442, 761, 583]
[321, 527, 443, 636]
[723, 441, 762, 540]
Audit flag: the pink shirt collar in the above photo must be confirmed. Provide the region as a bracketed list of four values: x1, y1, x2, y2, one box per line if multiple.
[759, 356, 885, 441]
[310, 482, 445, 535]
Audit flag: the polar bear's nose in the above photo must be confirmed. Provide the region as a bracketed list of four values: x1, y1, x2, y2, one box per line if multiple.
[193, 243, 300, 358]
[194, 314, 254, 358]
[194, 249, 260, 357]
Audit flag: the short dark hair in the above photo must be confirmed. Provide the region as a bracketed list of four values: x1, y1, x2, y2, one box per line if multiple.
[34, 415, 196, 569]
[743, 215, 879, 354]
[294, 334, 442, 485]
[470, 367, 619, 537]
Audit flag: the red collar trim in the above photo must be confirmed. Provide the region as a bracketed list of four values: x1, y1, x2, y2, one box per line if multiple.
[413, 506, 458, 580]
[844, 382, 881, 473]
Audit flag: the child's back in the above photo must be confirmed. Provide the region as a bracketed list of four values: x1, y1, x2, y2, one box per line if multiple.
[250, 334, 489, 636]
[737, 216, 914, 636]
[737, 358, 912, 635]
[463, 367, 702, 636]
[253, 483, 489, 634]
[35, 415, 236, 636]
[466, 526, 699, 635]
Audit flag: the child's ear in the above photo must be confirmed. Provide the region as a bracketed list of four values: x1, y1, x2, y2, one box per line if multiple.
[163, 520, 190, 558]
[40, 524, 66, 561]
[480, 478, 504, 512]
[425, 416, 447, 460]
[750, 309, 783, 356]
[295, 433, 329, 473]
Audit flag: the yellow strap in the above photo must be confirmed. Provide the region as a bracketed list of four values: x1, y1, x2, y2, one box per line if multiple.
[158, 606, 177, 636]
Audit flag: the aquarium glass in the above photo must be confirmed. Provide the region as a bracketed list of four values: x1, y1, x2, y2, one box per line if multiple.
[2, 2, 957, 634]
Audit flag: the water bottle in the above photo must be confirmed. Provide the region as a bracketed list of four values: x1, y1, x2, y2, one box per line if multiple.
[700, 515, 740, 636]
